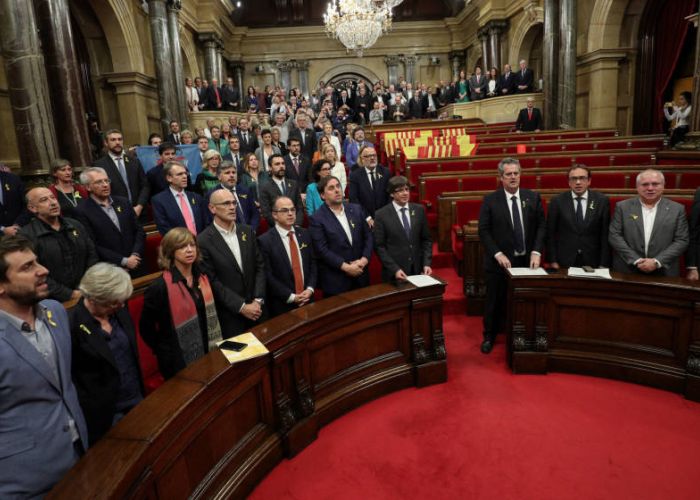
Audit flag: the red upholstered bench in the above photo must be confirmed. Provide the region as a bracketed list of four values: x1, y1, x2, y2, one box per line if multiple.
[451, 199, 483, 266]
[421, 178, 462, 228]
[144, 232, 162, 275]
[127, 291, 164, 394]
[679, 172, 700, 190]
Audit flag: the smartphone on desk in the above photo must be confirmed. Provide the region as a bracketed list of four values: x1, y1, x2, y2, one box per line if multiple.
[219, 340, 247, 352]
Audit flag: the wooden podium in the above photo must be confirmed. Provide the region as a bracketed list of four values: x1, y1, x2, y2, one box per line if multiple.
[506, 271, 700, 401]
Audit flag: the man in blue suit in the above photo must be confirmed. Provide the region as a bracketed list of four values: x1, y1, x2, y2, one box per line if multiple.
[348, 145, 391, 227]
[259, 196, 317, 316]
[0, 235, 88, 498]
[206, 161, 259, 232]
[76, 167, 146, 277]
[151, 161, 208, 236]
[309, 175, 373, 296]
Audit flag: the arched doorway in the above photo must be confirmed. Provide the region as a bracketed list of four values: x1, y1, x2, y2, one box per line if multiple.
[326, 71, 375, 91]
[518, 24, 543, 90]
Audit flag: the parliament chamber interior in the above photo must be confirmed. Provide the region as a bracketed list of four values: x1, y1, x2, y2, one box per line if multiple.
[1, 0, 700, 498]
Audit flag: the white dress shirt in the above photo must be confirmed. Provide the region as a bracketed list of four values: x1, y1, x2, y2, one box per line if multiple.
[213, 221, 243, 274]
[641, 200, 659, 255]
[571, 190, 588, 219]
[332, 205, 353, 245]
[393, 201, 410, 231]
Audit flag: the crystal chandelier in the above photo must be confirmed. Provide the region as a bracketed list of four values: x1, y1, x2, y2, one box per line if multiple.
[324, 0, 397, 57]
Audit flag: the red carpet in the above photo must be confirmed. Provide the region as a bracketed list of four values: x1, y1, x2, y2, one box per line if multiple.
[250, 263, 700, 500]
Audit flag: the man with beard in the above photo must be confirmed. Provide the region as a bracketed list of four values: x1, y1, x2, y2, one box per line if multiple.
[20, 187, 98, 302]
[0, 235, 88, 498]
[259, 154, 304, 227]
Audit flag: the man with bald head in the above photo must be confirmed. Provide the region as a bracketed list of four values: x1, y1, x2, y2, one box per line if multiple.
[20, 187, 98, 301]
[609, 168, 688, 276]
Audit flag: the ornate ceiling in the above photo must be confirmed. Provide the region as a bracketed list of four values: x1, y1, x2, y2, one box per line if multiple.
[231, 0, 466, 28]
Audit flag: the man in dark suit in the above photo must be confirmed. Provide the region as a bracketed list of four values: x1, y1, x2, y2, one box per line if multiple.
[221, 77, 240, 111]
[515, 97, 543, 132]
[146, 142, 194, 197]
[260, 154, 304, 228]
[609, 169, 688, 277]
[258, 196, 317, 316]
[222, 136, 244, 172]
[206, 161, 259, 231]
[76, 167, 146, 277]
[374, 176, 432, 282]
[151, 161, 208, 236]
[309, 175, 373, 296]
[478, 158, 546, 354]
[516, 59, 534, 93]
[0, 235, 88, 497]
[94, 129, 150, 218]
[166, 120, 182, 145]
[198, 189, 266, 337]
[407, 89, 428, 119]
[546, 165, 610, 269]
[469, 66, 488, 100]
[288, 114, 317, 161]
[236, 116, 259, 155]
[0, 167, 26, 235]
[390, 94, 408, 122]
[499, 63, 517, 95]
[284, 137, 311, 192]
[204, 77, 224, 111]
[348, 145, 391, 227]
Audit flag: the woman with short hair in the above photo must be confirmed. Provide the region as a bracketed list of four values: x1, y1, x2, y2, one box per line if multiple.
[70, 262, 143, 445]
[195, 149, 222, 195]
[49, 158, 88, 218]
[306, 160, 333, 216]
[140, 228, 223, 380]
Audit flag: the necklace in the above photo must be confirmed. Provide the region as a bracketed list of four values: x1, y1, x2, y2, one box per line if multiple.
[58, 186, 78, 207]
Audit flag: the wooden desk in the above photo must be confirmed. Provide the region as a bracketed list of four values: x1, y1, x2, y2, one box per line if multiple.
[506, 271, 700, 401]
[49, 280, 446, 499]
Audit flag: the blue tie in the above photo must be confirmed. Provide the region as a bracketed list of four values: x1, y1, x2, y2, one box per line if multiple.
[511, 195, 525, 254]
[400, 207, 411, 239]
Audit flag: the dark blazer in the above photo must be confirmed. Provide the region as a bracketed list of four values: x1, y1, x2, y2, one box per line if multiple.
[197, 222, 266, 337]
[478, 188, 546, 273]
[151, 189, 208, 236]
[204, 85, 224, 111]
[145, 164, 194, 198]
[220, 85, 240, 111]
[389, 103, 408, 122]
[75, 196, 146, 277]
[499, 72, 517, 95]
[515, 107, 544, 132]
[348, 165, 391, 218]
[166, 133, 182, 145]
[94, 154, 150, 209]
[468, 74, 488, 100]
[374, 202, 432, 282]
[309, 202, 374, 296]
[516, 68, 534, 92]
[284, 154, 312, 192]
[288, 127, 317, 161]
[0, 300, 88, 497]
[222, 151, 244, 173]
[546, 190, 610, 268]
[259, 177, 304, 227]
[0, 170, 26, 228]
[258, 225, 317, 316]
[69, 300, 143, 445]
[237, 130, 259, 155]
[206, 184, 260, 231]
[408, 93, 428, 119]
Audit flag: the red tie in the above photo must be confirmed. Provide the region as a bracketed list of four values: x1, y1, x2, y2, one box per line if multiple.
[528, 109, 533, 120]
[178, 193, 197, 234]
[215, 87, 221, 108]
[288, 231, 304, 294]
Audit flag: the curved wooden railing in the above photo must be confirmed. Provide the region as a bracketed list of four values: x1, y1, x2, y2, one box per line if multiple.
[49, 280, 447, 499]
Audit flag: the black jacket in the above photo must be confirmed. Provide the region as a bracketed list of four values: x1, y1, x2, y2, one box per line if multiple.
[94, 155, 150, 209]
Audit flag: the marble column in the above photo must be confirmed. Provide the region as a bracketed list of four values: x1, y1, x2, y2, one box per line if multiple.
[402, 55, 418, 84]
[33, 0, 91, 168]
[487, 20, 508, 72]
[199, 33, 220, 83]
[543, 0, 560, 129]
[148, 0, 177, 135]
[448, 50, 465, 80]
[478, 29, 490, 70]
[0, 0, 58, 171]
[232, 62, 245, 97]
[217, 47, 225, 83]
[167, 0, 187, 128]
[277, 61, 293, 92]
[384, 55, 401, 85]
[296, 60, 310, 97]
[558, 0, 576, 129]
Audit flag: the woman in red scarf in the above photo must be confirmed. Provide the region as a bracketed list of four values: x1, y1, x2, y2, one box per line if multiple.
[140, 228, 222, 379]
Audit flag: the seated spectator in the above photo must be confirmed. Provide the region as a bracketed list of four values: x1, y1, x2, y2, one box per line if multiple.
[140, 228, 223, 379]
[664, 91, 692, 147]
[151, 161, 208, 236]
[258, 196, 317, 317]
[48, 158, 88, 219]
[20, 187, 98, 302]
[369, 101, 384, 125]
[70, 263, 143, 445]
[77, 167, 145, 277]
[195, 149, 222, 195]
[239, 152, 270, 204]
[0, 166, 26, 235]
[486, 67, 500, 98]
[254, 129, 282, 170]
[515, 97, 543, 133]
[206, 161, 259, 231]
[306, 159, 333, 216]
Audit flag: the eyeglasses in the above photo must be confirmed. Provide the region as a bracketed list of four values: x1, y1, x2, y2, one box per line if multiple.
[92, 179, 111, 185]
[212, 200, 237, 207]
[272, 207, 295, 214]
[361, 154, 377, 159]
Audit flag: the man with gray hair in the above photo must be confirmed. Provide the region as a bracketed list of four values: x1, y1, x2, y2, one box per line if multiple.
[76, 167, 146, 277]
[151, 161, 208, 236]
[609, 168, 688, 277]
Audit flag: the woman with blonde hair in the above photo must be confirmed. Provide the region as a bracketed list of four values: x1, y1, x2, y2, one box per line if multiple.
[239, 152, 270, 204]
[312, 135, 331, 164]
[323, 144, 347, 193]
[195, 149, 222, 195]
[140, 228, 222, 379]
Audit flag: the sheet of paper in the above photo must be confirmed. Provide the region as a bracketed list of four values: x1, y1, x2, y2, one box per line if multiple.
[567, 267, 612, 279]
[406, 275, 442, 287]
[506, 267, 549, 277]
[216, 332, 269, 364]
